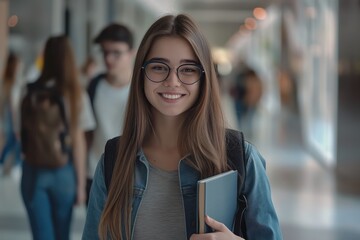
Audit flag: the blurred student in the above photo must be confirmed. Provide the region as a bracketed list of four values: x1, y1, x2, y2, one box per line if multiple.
[20, 35, 95, 240]
[85, 23, 135, 203]
[0, 52, 23, 176]
[83, 14, 281, 240]
[229, 67, 263, 137]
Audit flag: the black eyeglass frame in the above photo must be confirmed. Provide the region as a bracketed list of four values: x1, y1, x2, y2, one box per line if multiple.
[141, 60, 205, 85]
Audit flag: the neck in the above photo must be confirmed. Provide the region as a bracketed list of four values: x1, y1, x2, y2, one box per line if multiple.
[147, 115, 185, 149]
[142, 120, 182, 171]
[106, 71, 131, 88]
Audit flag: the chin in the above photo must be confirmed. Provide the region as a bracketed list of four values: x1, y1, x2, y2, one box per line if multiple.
[159, 109, 188, 118]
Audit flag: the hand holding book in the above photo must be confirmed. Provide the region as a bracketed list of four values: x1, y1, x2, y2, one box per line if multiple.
[190, 215, 245, 240]
[197, 170, 238, 233]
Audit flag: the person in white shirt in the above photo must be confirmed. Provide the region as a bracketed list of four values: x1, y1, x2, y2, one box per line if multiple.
[86, 23, 135, 203]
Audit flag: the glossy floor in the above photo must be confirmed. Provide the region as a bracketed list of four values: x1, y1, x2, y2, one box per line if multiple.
[0, 94, 360, 240]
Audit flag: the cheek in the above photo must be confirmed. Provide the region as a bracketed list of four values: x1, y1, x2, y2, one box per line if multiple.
[118, 57, 129, 66]
[144, 80, 154, 101]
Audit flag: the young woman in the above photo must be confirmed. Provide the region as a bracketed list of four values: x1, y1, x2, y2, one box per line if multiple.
[0, 52, 23, 175]
[83, 14, 282, 240]
[21, 35, 95, 240]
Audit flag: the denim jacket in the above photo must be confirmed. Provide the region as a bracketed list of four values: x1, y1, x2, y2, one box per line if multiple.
[82, 142, 283, 240]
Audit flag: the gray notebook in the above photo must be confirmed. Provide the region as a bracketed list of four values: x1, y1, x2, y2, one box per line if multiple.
[197, 170, 238, 233]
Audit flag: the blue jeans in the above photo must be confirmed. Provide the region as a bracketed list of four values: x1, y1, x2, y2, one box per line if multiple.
[0, 130, 22, 165]
[21, 161, 76, 240]
[0, 107, 22, 167]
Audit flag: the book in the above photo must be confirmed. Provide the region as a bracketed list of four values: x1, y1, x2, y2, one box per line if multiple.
[197, 170, 238, 234]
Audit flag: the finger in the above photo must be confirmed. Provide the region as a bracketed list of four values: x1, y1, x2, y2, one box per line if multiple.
[205, 215, 229, 233]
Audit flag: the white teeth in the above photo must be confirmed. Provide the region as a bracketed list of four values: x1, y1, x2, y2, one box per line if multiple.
[161, 93, 182, 99]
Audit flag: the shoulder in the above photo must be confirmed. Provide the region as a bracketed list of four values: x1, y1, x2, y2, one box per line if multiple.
[103, 136, 121, 164]
[244, 140, 266, 169]
[224, 129, 267, 169]
[89, 73, 106, 84]
[87, 73, 106, 93]
[225, 129, 244, 145]
[105, 136, 121, 150]
[24, 81, 39, 93]
[80, 90, 92, 107]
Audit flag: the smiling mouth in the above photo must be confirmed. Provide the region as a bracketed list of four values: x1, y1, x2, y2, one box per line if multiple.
[160, 93, 184, 100]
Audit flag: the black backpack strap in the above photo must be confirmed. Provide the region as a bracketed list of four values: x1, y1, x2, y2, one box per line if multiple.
[85, 73, 106, 155]
[225, 129, 248, 238]
[104, 136, 120, 190]
[87, 73, 106, 110]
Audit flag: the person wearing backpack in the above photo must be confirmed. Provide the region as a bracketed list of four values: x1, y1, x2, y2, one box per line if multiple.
[83, 14, 282, 240]
[20, 35, 95, 240]
[85, 23, 135, 204]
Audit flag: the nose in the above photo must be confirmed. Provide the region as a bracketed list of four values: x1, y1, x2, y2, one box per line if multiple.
[163, 69, 181, 87]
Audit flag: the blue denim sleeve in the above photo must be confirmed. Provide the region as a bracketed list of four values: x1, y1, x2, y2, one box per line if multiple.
[82, 155, 107, 240]
[243, 142, 283, 240]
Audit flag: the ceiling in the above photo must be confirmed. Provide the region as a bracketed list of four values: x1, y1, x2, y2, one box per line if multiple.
[178, 0, 280, 46]
[6, 0, 281, 66]
[134, 0, 280, 47]
[181, 0, 275, 22]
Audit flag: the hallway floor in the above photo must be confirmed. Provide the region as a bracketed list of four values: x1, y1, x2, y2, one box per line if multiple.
[1, 94, 360, 239]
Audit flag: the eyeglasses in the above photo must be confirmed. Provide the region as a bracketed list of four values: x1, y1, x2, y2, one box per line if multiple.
[142, 60, 204, 85]
[101, 49, 128, 59]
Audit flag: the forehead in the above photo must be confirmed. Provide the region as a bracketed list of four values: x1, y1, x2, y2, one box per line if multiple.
[100, 41, 130, 50]
[146, 36, 198, 63]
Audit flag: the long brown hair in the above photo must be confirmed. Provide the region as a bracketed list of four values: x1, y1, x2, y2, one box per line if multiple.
[38, 35, 81, 136]
[99, 14, 227, 239]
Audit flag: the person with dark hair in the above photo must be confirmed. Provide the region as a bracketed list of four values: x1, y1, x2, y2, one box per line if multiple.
[85, 23, 135, 203]
[20, 35, 95, 240]
[93, 23, 134, 48]
[83, 14, 282, 240]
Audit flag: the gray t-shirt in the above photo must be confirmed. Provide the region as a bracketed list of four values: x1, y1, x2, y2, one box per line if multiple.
[133, 163, 187, 240]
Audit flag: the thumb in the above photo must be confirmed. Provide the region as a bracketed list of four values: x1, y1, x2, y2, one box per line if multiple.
[205, 215, 229, 233]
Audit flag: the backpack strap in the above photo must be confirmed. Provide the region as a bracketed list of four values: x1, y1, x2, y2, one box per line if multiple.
[225, 129, 248, 238]
[85, 73, 106, 152]
[225, 129, 246, 189]
[87, 73, 106, 111]
[104, 136, 120, 190]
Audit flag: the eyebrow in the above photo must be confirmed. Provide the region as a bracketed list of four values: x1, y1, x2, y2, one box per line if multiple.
[148, 57, 200, 65]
